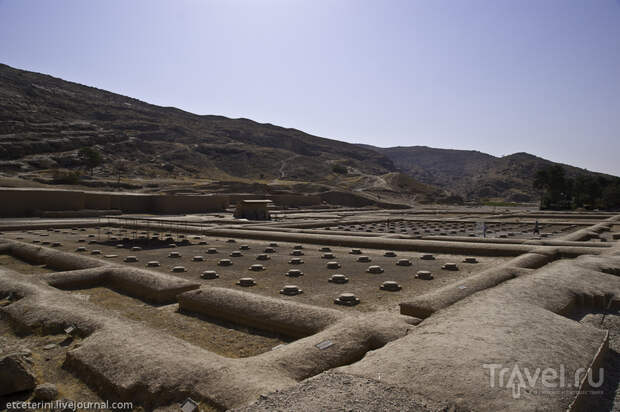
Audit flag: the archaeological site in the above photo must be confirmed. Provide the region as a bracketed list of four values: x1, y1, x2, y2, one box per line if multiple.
[1, 199, 619, 411]
[2, 2, 620, 410]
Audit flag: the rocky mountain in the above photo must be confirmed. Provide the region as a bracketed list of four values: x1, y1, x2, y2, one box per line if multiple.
[366, 145, 615, 202]
[2, 63, 611, 205]
[0, 63, 400, 193]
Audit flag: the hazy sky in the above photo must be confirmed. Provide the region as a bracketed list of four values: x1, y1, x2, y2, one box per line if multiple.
[1, 0, 619, 175]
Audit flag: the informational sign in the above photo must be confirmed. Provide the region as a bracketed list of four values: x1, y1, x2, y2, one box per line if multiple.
[316, 340, 334, 350]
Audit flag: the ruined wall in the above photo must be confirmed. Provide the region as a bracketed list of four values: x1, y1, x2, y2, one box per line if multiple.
[108, 193, 153, 213]
[233, 203, 270, 220]
[151, 195, 228, 214]
[0, 188, 85, 217]
[320, 190, 408, 209]
[83, 192, 112, 210]
[0, 187, 228, 216]
[270, 194, 322, 207]
[226, 193, 321, 208]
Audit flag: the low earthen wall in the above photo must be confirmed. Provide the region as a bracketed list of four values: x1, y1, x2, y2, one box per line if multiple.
[178, 287, 344, 338]
[0, 188, 85, 216]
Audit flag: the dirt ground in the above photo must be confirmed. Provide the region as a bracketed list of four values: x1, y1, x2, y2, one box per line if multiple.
[0, 254, 52, 276]
[68, 287, 289, 358]
[0, 214, 616, 411]
[0, 317, 220, 412]
[230, 371, 439, 412]
[574, 309, 620, 411]
[319, 220, 578, 239]
[1, 228, 508, 312]
[0, 318, 104, 410]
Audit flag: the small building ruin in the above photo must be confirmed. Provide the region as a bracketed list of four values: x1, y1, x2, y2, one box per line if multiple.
[233, 199, 272, 220]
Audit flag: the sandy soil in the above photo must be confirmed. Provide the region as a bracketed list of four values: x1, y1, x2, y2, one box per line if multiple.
[0, 212, 616, 412]
[231, 371, 440, 412]
[0, 317, 220, 412]
[0, 254, 52, 275]
[0, 319, 104, 409]
[1, 228, 508, 312]
[575, 309, 620, 411]
[320, 220, 578, 239]
[68, 287, 289, 358]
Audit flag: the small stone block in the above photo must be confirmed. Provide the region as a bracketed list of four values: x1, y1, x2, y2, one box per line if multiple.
[367, 265, 384, 274]
[328, 274, 349, 284]
[201, 270, 219, 279]
[416, 270, 433, 280]
[326, 261, 341, 269]
[334, 292, 360, 306]
[286, 269, 304, 277]
[396, 259, 412, 266]
[237, 277, 256, 287]
[380, 281, 402, 291]
[280, 285, 302, 296]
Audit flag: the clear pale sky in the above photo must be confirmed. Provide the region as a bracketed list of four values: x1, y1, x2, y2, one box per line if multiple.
[1, 0, 619, 176]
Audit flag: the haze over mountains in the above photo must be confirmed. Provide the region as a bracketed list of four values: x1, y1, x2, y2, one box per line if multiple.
[0, 63, 614, 204]
[364, 146, 613, 202]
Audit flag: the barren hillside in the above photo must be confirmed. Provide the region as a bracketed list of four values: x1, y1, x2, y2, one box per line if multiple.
[367, 145, 615, 202]
[0, 64, 398, 189]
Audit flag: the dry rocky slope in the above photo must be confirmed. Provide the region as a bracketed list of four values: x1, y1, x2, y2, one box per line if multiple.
[0, 63, 393, 178]
[1, 63, 438, 203]
[1, 62, 611, 204]
[365, 145, 615, 202]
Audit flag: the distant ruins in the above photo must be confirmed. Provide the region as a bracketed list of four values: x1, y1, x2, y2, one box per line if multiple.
[233, 200, 272, 220]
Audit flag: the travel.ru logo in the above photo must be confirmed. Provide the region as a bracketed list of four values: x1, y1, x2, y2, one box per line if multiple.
[483, 363, 604, 399]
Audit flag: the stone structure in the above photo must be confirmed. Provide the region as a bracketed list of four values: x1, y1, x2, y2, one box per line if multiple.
[0, 210, 618, 411]
[233, 200, 272, 221]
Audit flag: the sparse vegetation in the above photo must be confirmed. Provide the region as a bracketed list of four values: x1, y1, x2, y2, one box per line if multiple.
[371, 147, 615, 203]
[533, 165, 620, 210]
[78, 147, 103, 176]
[51, 169, 81, 184]
[332, 164, 348, 175]
[113, 160, 128, 187]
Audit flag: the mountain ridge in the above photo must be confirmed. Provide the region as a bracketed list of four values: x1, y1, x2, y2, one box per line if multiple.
[365, 145, 615, 202]
[1, 62, 615, 204]
[0, 63, 396, 183]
